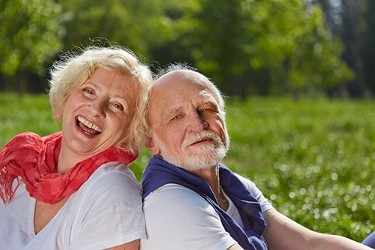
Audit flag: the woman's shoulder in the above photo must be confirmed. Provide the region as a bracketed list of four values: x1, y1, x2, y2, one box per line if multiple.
[82, 162, 142, 195]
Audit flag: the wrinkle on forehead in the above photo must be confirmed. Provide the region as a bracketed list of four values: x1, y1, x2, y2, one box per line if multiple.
[199, 89, 215, 102]
[152, 70, 213, 101]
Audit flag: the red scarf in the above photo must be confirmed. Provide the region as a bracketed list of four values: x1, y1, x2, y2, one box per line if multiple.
[0, 132, 137, 204]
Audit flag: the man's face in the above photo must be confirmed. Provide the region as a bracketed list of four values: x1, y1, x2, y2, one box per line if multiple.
[147, 71, 229, 171]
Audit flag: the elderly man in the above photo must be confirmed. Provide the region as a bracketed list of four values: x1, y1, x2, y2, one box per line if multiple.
[140, 65, 374, 250]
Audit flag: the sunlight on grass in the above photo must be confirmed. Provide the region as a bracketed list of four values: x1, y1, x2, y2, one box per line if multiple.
[0, 93, 374, 241]
[225, 97, 374, 240]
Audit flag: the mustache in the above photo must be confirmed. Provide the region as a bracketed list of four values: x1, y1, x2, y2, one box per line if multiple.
[182, 130, 224, 147]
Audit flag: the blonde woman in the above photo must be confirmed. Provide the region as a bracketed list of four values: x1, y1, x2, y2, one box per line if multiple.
[0, 46, 152, 249]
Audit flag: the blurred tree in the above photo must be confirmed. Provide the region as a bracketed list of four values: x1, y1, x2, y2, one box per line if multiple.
[177, 0, 353, 98]
[315, 0, 367, 98]
[361, 0, 375, 96]
[0, 0, 359, 97]
[148, 0, 200, 71]
[0, 0, 64, 92]
[188, 0, 248, 96]
[59, 0, 176, 65]
[285, 2, 354, 98]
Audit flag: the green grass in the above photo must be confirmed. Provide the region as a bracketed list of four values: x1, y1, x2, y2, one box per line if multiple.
[0, 92, 58, 144]
[225, 97, 375, 241]
[0, 93, 374, 242]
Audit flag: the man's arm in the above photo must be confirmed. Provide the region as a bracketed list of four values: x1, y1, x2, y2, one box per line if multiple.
[107, 240, 139, 250]
[263, 208, 372, 250]
[227, 243, 244, 250]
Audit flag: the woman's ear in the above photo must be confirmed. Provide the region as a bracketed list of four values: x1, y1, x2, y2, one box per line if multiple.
[145, 136, 160, 155]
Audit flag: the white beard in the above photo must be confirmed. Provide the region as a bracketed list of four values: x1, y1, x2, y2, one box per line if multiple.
[152, 130, 230, 171]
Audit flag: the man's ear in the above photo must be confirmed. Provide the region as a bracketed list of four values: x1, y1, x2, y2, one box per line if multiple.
[145, 136, 160, 155]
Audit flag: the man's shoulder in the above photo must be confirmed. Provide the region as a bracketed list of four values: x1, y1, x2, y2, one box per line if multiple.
[141, 184, 236, 250]
[144, 184, 207, 205]
[143, 183, 218, 216]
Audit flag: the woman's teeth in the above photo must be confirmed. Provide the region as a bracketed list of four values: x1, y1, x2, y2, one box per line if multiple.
[77, 116, 102, 132]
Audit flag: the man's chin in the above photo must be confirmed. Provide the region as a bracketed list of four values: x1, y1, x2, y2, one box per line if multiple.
[162, 146, 227, 171]
[181, 155, 223, 171]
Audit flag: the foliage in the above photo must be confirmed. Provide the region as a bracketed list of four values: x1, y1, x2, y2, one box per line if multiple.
[0, 0, 370, 96]
[59, 0, 177, 62]
[0, 0, 63, 76]
[319, 0, 369, 98]
[285, 3, 354, 90]
[361, 0, 375, 96]
[0, 93, 374, 241]
[169, 0, 354, 96]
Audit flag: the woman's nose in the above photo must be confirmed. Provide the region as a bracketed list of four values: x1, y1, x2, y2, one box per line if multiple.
[91, 100, 106, 118]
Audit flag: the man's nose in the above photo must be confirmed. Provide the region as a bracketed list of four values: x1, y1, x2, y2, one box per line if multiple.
[187, 112, 208, 132]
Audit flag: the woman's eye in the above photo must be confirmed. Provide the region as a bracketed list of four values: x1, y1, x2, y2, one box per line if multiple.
[111, 102, 124, 111]
[83, 88, 94, 95]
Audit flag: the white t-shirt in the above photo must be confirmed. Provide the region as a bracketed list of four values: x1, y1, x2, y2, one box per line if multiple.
[140, 173, 272, 250]
[0, 162, 146, 250]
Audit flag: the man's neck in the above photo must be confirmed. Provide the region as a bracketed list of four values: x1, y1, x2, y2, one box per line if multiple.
[191, 165, 229, 210]
[192, 166, 219, 190]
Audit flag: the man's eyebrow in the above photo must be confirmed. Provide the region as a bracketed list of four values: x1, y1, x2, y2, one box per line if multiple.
[199, 90, 216, 102]
[198, 94, 217, 106]
[199, 99, 216, 106]
[163, 106, 182, 120]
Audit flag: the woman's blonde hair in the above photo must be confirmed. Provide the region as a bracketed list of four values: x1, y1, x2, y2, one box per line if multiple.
[49, 46, 152, 153]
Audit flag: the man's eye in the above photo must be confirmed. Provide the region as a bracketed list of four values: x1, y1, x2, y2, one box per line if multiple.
[200, 108, 218, 119]
[171, 115, 181, 121]
[201, 108, 214, 113]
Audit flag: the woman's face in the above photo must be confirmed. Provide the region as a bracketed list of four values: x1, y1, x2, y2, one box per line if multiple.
[60, 67, 138, 160]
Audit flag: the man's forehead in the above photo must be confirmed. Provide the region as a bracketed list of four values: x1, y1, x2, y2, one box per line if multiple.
[152, 80, 215, 104]
[153, 69, 208, 88]
[198, 89, 216, 101]
[153, 71, 212, 95]
[148, 71, 221, 125]
[150, 69, 218, 108]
